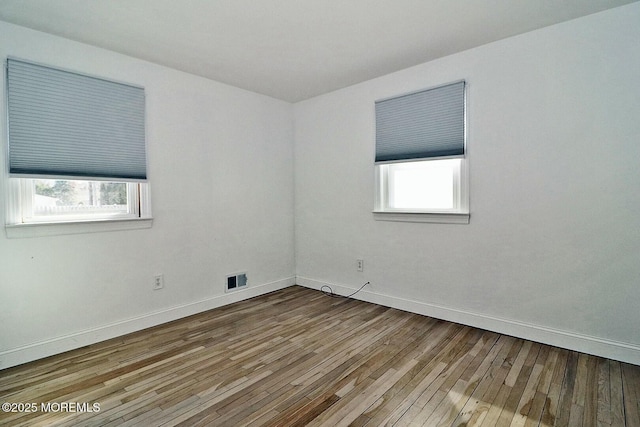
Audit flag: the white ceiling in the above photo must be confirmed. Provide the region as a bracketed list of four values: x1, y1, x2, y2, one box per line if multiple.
[0, 0, 636, 102]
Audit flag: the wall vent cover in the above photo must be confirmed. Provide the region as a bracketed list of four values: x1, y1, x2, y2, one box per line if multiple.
[226, 273, 247, 292]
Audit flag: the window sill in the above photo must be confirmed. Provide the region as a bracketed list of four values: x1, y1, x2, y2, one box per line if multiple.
[372, 211, 469, 224]
[5, 217, 153, 238]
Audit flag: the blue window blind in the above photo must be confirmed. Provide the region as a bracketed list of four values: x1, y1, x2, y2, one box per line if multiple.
[375, 81, 465, 163]
[7, 58, 147, 180]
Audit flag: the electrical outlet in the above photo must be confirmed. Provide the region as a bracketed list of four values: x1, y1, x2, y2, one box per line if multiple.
[357, 259, 364, 272]
[153, 274, 164, 290]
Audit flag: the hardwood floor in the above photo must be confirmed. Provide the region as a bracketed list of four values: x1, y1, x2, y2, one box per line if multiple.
[1, 286, 639, 426]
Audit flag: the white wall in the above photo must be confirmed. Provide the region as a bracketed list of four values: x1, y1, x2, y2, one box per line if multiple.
[2, 4, 639, 369]
[0, 22, 295, 368]
[294, 3, 640, 364]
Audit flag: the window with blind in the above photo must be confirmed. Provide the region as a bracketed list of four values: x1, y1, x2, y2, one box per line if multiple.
[5, 58, 152, 231]
[373, 81, 469, 223]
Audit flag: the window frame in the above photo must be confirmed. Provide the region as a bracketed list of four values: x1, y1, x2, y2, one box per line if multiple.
[16, 178, 145, 223]
[373, 157, 469, 224]
[3, 57, 152, 237]
[373, 80, 469, 224]
[5, 177, 152, 238]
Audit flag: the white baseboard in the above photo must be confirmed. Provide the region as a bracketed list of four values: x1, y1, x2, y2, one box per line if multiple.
[0, 276, 295, 370]
[296, 276, 640, 366]
[5, 275, 638, 370]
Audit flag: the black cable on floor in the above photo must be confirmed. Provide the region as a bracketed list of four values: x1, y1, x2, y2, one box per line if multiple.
[321, 281, 370, 299]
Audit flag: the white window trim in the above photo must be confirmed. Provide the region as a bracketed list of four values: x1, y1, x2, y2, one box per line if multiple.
[372, 211, 469, 224]
[5, 217, 153, 238]
[5, 178, 153, 238]
[373, 157, 470, 224]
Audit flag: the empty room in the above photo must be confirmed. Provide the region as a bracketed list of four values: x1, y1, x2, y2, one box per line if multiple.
[1, 1, 639, 426]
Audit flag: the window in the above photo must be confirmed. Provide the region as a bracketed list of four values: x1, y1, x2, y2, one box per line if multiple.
[5, 58, 151, 235]
[12, 179, 149, 223]
[378, 158, 463, 211]
[373, 81, 469, 223]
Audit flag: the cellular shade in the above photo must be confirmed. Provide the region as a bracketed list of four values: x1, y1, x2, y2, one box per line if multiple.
[7, 58, 147, 180]
[375, 81, 465, 163]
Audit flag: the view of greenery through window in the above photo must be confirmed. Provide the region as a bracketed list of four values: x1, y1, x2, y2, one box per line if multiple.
[33, 180, 128, 215]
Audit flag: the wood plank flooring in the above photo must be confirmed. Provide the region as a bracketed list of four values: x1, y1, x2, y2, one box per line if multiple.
[1, 286, 639, 426]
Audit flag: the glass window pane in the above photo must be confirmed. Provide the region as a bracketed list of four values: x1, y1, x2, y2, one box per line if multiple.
[33, 180, 129, 217]
[388, 159, 457, 210]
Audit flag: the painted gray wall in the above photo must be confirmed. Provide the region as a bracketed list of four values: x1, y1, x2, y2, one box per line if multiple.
[294, 4, 640, 362]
